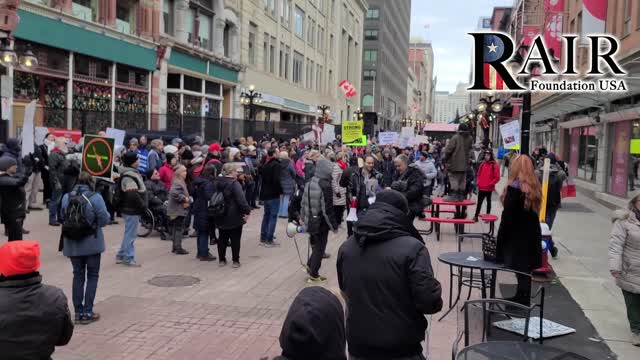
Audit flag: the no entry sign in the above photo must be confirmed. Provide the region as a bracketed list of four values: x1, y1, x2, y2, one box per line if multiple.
[82, 135, 115, 179]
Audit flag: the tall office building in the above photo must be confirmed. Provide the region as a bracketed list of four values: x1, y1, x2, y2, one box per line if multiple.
[408, 42, 435, 120]
[361, 0, 412, 130]
[434, 83, 470, 123]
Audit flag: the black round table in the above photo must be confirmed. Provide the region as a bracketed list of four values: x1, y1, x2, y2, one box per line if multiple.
[456, 341, 591, 359]
[437, 252, 503, 321]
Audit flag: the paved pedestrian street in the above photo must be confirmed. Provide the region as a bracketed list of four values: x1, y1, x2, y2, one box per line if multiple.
[23, 188, 638, 360]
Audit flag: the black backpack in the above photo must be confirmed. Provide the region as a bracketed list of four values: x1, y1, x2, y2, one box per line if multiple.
[62, 191, 96, 240]
[208, 181, 229, 219]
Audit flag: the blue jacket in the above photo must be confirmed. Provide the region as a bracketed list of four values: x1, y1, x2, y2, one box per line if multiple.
[191, 176, 215, 232]
[60, 184, 110, 257]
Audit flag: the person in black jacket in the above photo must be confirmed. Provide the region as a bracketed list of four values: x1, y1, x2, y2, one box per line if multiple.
[379, 150, 395, 188]
[0, 240, 74, 359]
[275, 287, 346, 360]
[391, 154, 426, 220]
[337, 190, 443, 359]
[0, 157, 31, 241]
[259, 148, 282, 247]
[216, 163, 252, 267]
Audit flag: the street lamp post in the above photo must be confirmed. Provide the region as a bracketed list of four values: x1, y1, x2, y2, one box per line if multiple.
[317, 105, 330, 124]
[353, 108, 363, 121]
[239, 84, 263, 121]
[473, 95, 504, 146]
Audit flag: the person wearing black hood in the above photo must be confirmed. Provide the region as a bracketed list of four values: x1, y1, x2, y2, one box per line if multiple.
[337, 190, 443, 359]
[0, 157, 31, 240]
[274, 286, 346, 360]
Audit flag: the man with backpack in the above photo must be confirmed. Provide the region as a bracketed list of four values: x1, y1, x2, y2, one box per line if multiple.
[115, 152, 146, 267]
[60, 172, 110, 324]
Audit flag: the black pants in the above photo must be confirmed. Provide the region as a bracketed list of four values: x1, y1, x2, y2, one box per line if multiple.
[41, 169, 51, 203]
[170, 216, 185, 251]
[308, 225, 329, 278]
[6, 219, 23, 241]
[334, 205, 345, 226]
[474, 190, 492, 218]
[515, 273, 532, 305]
[245, 181, 256, 207]
[218, 226, 243, 263]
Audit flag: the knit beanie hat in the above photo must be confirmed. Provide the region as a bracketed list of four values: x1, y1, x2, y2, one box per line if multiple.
[0, 156, 17, 172]
[0, 240, 41, 277]
[123, 151, 139, 167]
[375, 190, 409, 214]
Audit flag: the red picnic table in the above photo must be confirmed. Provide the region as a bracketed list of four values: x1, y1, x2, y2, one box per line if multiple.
[421, 197, 476, 242]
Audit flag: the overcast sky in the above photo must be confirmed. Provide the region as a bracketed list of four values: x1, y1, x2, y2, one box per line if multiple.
[410, 0, 514, 93]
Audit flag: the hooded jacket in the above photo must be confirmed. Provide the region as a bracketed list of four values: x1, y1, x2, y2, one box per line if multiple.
[278, 287, 346, 360]
[301, 159, 338, 233]
[477, 160, 501, 192]
[609, 210, 640, 294]
[443, 130, 473, 172]
[337, 199, 443, 358]
[331, 162, 347, 206]
[0, 171, 29, 222]
[392, 165, 425, 216]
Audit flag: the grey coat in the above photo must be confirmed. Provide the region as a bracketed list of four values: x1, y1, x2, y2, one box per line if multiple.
[302, 159, 338, 232]
[167, 179, 190, 217]
[609, 210, 640, 294]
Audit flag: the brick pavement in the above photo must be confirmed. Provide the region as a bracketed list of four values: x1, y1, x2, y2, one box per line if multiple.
[22, 197, 507, 360]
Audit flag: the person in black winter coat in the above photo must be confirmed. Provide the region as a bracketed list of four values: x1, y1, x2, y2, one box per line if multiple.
[391, 154, 425, 219]
[337, 190, 443, 359]
[191, 164, 217, 261]
[275, 286, 346, 360]
[0, 240, 74, 359]
[259, 149, 282, 246]
[216, 163, 252, 267]
[379, 150, 395, 188]
[0, 157, 31, 241]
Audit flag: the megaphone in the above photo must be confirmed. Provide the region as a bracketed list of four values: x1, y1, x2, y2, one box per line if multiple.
[286, 222, 306, 238]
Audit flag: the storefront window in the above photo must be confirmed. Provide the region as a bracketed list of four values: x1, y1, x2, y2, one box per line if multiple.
[612, 120, 640, 198]
[576, 126, 598, 182]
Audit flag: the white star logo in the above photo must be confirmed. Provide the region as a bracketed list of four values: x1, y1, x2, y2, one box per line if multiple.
[487, 43, 498, 53]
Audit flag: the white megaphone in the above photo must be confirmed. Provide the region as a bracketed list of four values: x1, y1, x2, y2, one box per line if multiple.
[286, 222, 306, 238]
[346, 197, 358, 222]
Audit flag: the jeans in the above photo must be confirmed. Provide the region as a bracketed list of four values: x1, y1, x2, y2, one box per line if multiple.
[70, 254, 101, 316]
[48, 190, 62, 224]
[545, 206, 559, 229]
[117, 215, 139, 262]
[308, 225, 329, 278]
[197, 230, 210, 257]
[278, 194, 290, 218]
[622, 289, 640, 334]
[474, 191, 492, 218]
[261, 198, 280, 243]
[218, 226, 243, 262]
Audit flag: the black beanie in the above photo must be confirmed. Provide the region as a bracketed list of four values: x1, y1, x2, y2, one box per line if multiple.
[123, 151, 138, 167]
[375, 190, 409, 214]
[0, 156, 17, 172]
[181, 149, 194, 161]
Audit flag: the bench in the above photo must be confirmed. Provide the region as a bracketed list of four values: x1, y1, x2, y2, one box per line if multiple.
[479, 214, 499, 236]
[425, 217, 476, 241]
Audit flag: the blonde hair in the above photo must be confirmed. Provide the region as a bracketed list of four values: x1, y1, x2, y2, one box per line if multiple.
[279, 151, 289, 160]
[222, 162, 242, 176]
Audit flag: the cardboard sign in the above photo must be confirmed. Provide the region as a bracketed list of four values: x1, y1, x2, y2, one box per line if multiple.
[321, 123, 336, 144]
[378, 132, 399, 145]
[414, 135, 430, 145]
[399, 127, 415, 148]
[342, 121, 363, 143]
[106, 127, 126, 147]
[82, 135, 115, 179]
[345, 135, 367, 147]
[21, 100, 36, 156]
[500, 120, 521, 149]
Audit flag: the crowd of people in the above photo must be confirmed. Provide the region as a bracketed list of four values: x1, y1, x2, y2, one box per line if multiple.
[2, 119, 640, 359]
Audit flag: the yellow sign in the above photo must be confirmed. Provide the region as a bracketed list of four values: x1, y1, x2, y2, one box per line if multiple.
[345, 135, 367, 147]
[342, 121, 363, 143]
[631, 139, 640, 154]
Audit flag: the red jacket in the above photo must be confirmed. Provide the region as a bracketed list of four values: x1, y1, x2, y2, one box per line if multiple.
[476, 160, 500, 192]
[158, 163, 175, 190]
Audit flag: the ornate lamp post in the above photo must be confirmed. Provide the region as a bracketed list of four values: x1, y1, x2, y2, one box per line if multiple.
[474, 94, 504, 145]
[239, 84, 263, 120]
[317, 105, 330, 124]
[353, 107, 364, 121]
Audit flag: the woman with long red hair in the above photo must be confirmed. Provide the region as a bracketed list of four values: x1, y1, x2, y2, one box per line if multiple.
[497, 154, 542, 306]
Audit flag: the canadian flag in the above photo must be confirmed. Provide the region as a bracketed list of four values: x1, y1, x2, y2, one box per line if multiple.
[339, 80, 357, 98]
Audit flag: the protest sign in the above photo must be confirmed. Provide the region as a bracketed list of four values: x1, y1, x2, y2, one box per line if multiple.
[345, 135, 367, 146]
[82, 135, 115, 179]
[342, 121, 363, 143]
[321, 123, 336, 144]
[414, 135, 430, 145]
[500, 120, 521, 149]
[399, 127, 415, 148]
[21, 101, 36, 156]
[106, 127, 126, 147]
[378, 132, 399, 145]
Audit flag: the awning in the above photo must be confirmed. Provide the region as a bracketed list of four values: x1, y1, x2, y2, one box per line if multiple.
[14, 9, 157, 71]
[424, 123, 458, 132]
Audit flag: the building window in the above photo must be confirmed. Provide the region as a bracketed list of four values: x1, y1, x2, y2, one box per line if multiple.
[364, 29, 378, 40]
[294, 6, 305, 38]
[285, 46, 290, 79]
[72, 0, 97, 22]
[264, 0, 276, 17]
[163, 0, 174, 35]
[263, 33, 269, 71]
[281, 0, 291, 28]
[362, 94, 374, 107]
[249, 23, 257, 65]
[74, 55, 90, 76]
[116, 1, 134, 34]
[574, 126, 599, 181]
[329, 34, 334, 57]
[363, 70, 376, 81]
[624, 0, 632, 36]
[307, 18, 315, 46]
[168, 73, 181, 89]
[185, 8, 196, 42]
[279, 42, 285, 77]
[363, 50, 377, 62]
[331, 0, 335, 18]
[293, 51, 303, 84]
[183, 75, 202, 92]
[366, 8, 379, 19]
[199, 14, 212, 50]
[270, 36, 276, 74]
[317, 27, 324, 52]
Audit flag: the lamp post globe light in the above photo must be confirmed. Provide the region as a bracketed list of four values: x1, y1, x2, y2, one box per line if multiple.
[317, 105, 330, 124]
[353, 107, 364, 121]
[239, 84, 263, 120]
[474, 93, 505, 146]
[0, 41, 38, 69]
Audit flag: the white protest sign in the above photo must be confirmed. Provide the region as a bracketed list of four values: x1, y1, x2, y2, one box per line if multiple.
[1, 98, 11, 121]
[321, 123, 336, 144]
[302, 131, 315, 142]
[378, 132, 399, 145]
[21, 100, 36, 156]
[35, 127, 49, 145]
[500, 120, 521, 149]
[106, 127, 126, 147]
[399, 127, 415, 148]
[414, 135, 430, 144]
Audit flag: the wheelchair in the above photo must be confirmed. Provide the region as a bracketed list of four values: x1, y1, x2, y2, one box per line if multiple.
[137, 202, 169, 239]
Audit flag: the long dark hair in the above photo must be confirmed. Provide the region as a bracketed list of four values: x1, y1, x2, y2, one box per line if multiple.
[201, 164, 218, 182]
